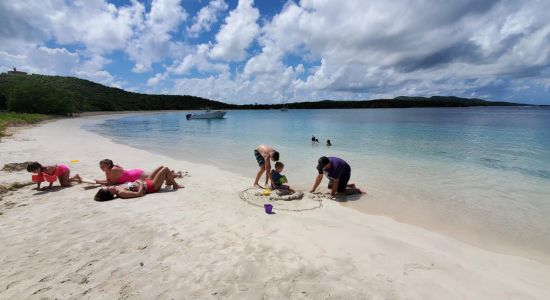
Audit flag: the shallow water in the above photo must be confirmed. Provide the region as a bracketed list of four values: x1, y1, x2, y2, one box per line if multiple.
[86, 107, 550, 262]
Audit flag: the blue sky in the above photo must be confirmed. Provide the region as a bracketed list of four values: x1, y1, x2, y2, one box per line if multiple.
[1, 0, 550, 104]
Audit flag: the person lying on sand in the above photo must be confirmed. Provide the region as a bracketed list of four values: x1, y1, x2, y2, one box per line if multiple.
[27, 161, 81, 190]
[94, 166, 183, 201]
[309, 156, 365, 197]
[253, 144, 279, 188]
[94, 159, 183, 185]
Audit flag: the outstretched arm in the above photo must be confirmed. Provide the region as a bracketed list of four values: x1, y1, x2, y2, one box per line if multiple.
[330, 178, 339, 196]
[95, 179, 109, 185]
[116, 189, 143, 199]
[309, 174, 323, 193]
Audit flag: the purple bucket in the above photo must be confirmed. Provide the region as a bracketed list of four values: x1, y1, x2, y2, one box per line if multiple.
[264, 204, 273, 214]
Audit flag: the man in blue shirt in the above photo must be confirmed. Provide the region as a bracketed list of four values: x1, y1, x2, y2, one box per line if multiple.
[309, 156, 365, 197]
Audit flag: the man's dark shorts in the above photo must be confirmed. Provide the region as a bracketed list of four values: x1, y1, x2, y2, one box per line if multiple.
[328, 166, 351, 193]
[337, 170, 351, 193]
[254, 149, 265, 166]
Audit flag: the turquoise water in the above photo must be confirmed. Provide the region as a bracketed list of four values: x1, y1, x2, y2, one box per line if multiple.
[86, 107, 550, 262]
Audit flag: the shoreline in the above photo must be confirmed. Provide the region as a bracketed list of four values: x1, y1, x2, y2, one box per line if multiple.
[1, 115, 549, 298]
[85, 111, 550, 265]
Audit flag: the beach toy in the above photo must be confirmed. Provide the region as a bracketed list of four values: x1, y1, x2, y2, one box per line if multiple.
[262, 189, 272, 196]
[44, 174, 58, 183]
[70, 160, 80, 163]
[32, 174, 45, 183]
[279, 175, 288, 184]
[264, 204, 273, 214]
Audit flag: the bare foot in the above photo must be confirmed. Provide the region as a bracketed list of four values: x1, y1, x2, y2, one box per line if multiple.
[173, 184, 184, 189]
[74, 174, 82, 183]
[254, 183, 263, 189]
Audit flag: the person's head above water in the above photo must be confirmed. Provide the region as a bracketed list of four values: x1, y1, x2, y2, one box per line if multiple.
[94, 187, 116, 201]
[99, 159, 115, 172]
[316, 156, 330, 172]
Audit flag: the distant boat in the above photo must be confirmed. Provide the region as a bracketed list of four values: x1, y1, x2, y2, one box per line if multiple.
[186, 109, 226, 120]
[281, 90, 289, 111]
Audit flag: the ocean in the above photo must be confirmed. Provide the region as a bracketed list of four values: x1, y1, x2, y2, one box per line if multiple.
[86, 107, 550, 262]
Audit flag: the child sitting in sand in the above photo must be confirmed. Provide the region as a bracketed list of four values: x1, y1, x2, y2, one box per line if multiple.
[26, 161, 81, 190]
[271, 162, 295, 192]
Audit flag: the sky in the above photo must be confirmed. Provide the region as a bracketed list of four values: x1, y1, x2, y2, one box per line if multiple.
[1, 0, 550, 104]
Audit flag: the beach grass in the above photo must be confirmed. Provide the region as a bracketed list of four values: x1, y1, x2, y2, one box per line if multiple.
[0, 112, 49, 137]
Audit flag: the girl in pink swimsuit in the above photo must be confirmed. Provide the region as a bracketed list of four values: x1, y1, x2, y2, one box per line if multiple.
[95, 159, 146, 185]
[27, 161, 81, 189]
[95, 159, 184, 185]
[116, 168, 145, 184]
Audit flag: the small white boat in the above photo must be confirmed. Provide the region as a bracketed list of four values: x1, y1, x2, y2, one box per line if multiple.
[280, 89, 290, 111]
[186, 110, 226, 120]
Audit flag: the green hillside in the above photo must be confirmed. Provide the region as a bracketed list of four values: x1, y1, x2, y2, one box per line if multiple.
[0, 72, 528, 115]
[0, 73, 231, 115]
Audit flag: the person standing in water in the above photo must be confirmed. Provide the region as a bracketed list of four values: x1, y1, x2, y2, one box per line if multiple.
[309, 156, 364, 197]
[253, 144, 280, 188]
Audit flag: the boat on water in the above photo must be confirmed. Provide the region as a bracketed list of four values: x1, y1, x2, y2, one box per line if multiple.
[186, 109, 227, 120]
[281, 89, 289, 111]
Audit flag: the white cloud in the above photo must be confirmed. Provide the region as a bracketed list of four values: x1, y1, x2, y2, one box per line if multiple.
[126, 0, 188, 73]
[169, 44, 229, 74]
[169, 63, 304, 103]
[147, 72, 168, 87]
[245, 0, 550, 100]
[0, 0, 145, 54]
[0, 45, 121, 87]
[187, 0, 228, 37]
[0, 45, 78, 75]
[209, 0, 259, 61]
[73, 54, 123, 87]
[3, 0, 550, 103]
[0, 1, 142, 88]
[147, 43, 229, 88]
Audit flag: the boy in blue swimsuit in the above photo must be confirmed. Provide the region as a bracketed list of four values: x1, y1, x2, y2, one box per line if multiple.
[271, 162, 295, 192]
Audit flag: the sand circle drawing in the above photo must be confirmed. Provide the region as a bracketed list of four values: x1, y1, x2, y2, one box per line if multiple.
[239, 188, 323, 212]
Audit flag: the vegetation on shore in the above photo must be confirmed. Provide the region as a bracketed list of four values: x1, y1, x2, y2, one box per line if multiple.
[0, 112, 49, 137]
[0, 73, 231, 115]
[240, 96, 526, 109]
[0, 72, 528, 116]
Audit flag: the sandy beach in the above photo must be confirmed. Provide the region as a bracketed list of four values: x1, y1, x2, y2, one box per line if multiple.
[1, 115, 549, 299]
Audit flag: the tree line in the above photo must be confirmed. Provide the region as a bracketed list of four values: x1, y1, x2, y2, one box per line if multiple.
[0, 73, 526, 115]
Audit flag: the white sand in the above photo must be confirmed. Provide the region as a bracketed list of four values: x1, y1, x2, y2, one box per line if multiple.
[1, 115, 549, 299]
